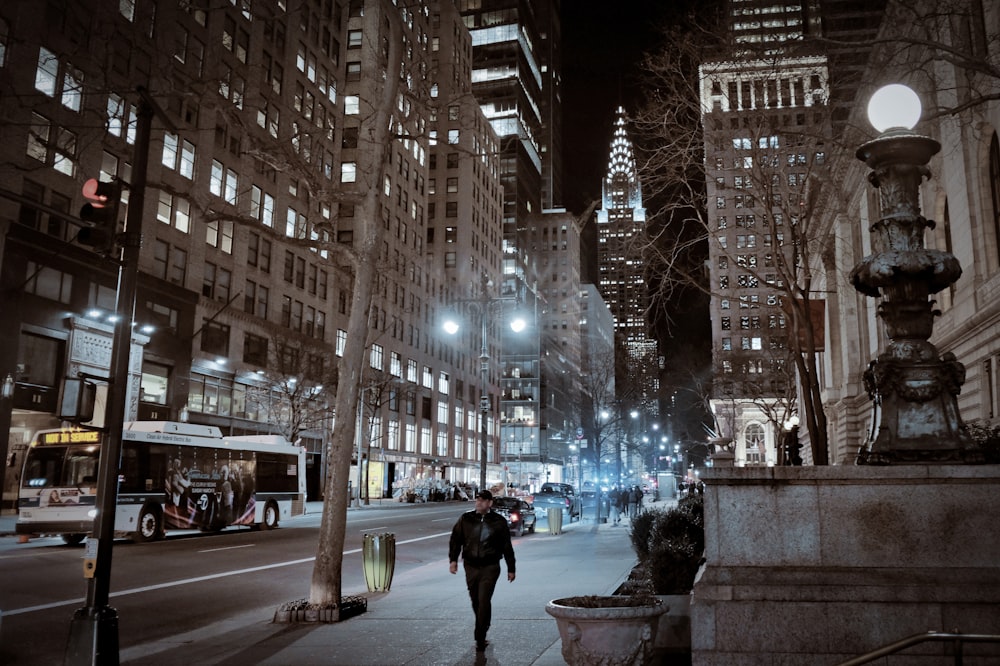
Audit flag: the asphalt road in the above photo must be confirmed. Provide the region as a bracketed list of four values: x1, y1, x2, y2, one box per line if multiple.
[0, 502, 471, 665]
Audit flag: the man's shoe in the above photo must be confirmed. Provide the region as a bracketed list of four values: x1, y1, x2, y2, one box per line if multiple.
[476, 640, 489, 651]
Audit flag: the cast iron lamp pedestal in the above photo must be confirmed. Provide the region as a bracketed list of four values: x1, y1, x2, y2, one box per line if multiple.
[851, 84, 981, 464]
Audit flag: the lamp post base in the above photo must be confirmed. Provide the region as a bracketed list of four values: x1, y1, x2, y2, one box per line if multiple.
[65, 605, 119, 666]
[857, 353, 984, 465]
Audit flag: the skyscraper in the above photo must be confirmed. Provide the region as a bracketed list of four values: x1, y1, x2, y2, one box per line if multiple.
[459, 1, 570, 487]
[595, 107, 659, 417]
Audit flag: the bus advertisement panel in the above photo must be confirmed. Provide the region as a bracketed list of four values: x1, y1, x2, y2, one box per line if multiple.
[161, 452, 258, 531]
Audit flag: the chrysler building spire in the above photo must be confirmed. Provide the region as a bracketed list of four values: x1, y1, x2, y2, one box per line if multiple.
[601, 106, 645, 216]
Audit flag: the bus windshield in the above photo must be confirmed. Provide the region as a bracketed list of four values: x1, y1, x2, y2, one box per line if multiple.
[23, 446, 99, 488]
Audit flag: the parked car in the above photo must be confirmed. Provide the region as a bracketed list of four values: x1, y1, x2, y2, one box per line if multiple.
[532, 482, 582, 522]
[491, 496, 536, 536]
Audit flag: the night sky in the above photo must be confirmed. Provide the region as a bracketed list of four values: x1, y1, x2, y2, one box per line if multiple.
[560, 1, 680, 216]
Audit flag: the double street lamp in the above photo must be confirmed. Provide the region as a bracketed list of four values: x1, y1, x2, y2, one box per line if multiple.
[443, 272, 525, 491]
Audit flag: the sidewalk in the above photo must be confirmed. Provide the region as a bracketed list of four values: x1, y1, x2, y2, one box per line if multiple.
[3, 497, 670, 665]
[0, 511, 15, 537]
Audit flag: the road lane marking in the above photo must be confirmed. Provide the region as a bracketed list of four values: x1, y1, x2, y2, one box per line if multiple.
[198, 544, 256, 553]
[3, 531, 452, 616]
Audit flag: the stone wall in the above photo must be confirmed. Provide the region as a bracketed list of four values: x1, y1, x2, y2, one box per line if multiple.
[692, 465, 1000, 664]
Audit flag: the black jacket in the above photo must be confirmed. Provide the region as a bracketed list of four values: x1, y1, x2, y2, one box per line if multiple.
[449, 509, 516, 572]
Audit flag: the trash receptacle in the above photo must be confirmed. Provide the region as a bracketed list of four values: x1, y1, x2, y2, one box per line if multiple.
[547, 507, 563, 535]
[362, 532, 396, 592]
[601, 497, 611, 523]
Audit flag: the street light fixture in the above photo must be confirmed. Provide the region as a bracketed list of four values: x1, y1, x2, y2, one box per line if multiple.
[851, 83, 980, 464]
[443, 272, 522, 491]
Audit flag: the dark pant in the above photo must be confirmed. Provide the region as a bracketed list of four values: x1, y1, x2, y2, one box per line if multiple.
[464, 561, 501, 642]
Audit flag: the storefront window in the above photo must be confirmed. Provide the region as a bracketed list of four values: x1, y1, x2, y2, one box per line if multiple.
[140, 362, 169, 404]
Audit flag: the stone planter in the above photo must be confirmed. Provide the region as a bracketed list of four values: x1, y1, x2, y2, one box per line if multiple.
[653, 594, 691, 655]
[545, 595, 668, 665]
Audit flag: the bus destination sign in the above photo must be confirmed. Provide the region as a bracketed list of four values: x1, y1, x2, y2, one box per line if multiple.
[40, 430, 101, 445]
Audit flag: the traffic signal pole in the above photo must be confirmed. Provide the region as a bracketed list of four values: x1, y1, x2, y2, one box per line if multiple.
[65, 88, 171, 666]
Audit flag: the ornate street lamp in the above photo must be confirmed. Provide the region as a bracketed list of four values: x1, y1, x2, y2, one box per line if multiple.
[851, 84, 981, 464]
[443, 272, 524, 490]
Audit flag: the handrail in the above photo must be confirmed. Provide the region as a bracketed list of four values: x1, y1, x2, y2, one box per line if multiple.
[837, 630, 1000, 666]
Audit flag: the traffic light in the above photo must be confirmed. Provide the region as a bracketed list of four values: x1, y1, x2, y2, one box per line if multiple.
[78, 178, 122, 254]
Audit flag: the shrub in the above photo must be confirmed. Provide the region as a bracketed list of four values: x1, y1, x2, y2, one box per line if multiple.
[628, 495, 705, 594]
[647, 538, 702, 595]
[629, 509, 657, 560]
[965, 419, 1000, 463]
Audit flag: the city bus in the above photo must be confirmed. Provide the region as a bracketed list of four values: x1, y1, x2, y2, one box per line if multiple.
[16, 421, 306, 544]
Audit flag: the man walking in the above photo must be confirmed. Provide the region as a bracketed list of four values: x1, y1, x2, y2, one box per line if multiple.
[449, 490, 516, 651]
[627, 485, 641, 519]
[608, 486, 621, 524]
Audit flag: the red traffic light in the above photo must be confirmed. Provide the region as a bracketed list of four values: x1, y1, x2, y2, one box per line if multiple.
[82, 178, 109, 204]
[78, 178, 121, 252]
[80, 178, 121, 213]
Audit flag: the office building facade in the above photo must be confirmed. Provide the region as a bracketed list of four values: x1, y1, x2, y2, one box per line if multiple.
[0, 0, 511, 507]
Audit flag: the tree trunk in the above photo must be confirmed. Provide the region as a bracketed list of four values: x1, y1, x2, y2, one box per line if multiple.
[308, 0, 402, 611]
[790, 294, 829, 465]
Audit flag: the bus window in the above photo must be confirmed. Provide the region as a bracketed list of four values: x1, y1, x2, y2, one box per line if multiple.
[120, 442, 170, 493]
[24, 446, 65, 488]
[257, 453, 298, 493]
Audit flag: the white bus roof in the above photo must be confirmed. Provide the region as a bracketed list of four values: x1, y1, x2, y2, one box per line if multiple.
[124, 421, 224, 438]
[121, 422, 297, 451]
[227, 434, 293, 446]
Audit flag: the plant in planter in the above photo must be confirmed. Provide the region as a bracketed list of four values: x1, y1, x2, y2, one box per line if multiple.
[545, 594, 667, 666]
[623, 495, 705, 658]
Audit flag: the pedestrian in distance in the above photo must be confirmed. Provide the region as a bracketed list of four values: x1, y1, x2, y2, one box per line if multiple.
[449, 489, 516, 652]
[627, 486, 640, 518]
[616, 486, 628, 523]
[608, 487, 621, 524]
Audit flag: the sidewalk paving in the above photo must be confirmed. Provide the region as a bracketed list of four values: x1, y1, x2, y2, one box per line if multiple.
[2, 497, 672, 665]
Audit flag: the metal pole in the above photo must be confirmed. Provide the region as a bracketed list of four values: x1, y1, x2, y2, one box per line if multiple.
[617, 439, 623, 491]
[65, 91, 156, 666]
[354, 388, 364, 508]
[479, 286, 489, 492]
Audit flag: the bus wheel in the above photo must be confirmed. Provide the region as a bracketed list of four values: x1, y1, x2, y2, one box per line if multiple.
[134, 505, 162, 542]
[61, 534, 86, 546]
[261, 501, 279, 530]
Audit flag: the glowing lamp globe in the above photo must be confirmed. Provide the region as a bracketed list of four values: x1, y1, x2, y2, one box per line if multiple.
[867, 84, 921, 133]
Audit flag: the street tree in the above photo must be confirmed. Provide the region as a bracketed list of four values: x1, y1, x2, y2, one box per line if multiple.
[576, 342, 618, 485]
[175, 1, 429, 614]
[242, 333, 341, 444]
[158, 0, 422, 613]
